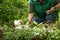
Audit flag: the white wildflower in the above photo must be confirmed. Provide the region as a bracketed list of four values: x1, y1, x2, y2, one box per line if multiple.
[33, 21, 37, 25]
[33, 26, 36, 30]
[35, 32, 39, 35]
[48, 28, 54, 33]
[39, 22, 43, 25]
[42, 27, 46, 31]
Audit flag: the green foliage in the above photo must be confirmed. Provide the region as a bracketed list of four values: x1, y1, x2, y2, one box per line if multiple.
[0, 0, 28, 25]
[0, 23, 60, 40]
[0, 0, 3, 4]
[0, 0, 60, 40]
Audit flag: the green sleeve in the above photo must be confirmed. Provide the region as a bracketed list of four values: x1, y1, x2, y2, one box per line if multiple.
[29, 0, 35, 13]
[29, 4, 34, 13]
[56, 0, 60, 3]
[29, 0, 33, 4]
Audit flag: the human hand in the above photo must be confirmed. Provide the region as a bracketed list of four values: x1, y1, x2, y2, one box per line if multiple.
[27, 13, 34, 24]
[46, 10, 50, 14]
[49, 7, 55, 13]
[46, 7, 55, 14]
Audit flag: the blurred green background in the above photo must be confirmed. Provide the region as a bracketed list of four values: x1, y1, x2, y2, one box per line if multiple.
[0, 0, 60, 26]
[0, 0, 60, 40]
[0, 0, 28, 26]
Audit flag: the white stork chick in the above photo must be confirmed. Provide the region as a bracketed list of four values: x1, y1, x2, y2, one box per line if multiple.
[14, 19, 23, 29]
[14, 19, 29, 29]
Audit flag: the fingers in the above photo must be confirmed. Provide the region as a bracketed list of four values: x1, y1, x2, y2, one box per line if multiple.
[45, 10, 50, 14]
[46, 10, 50, 14]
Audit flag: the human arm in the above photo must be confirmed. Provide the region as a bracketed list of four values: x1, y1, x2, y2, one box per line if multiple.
[28, 3, 34, 24]
[46, 0, 60, 14]
[49, 3, 60, 13]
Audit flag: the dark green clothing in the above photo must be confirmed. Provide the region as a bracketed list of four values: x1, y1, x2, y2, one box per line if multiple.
[29, 0, 60, 17]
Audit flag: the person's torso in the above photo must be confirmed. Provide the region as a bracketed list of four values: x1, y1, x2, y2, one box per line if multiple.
[30, 0, 56, 17]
